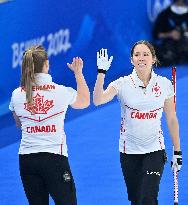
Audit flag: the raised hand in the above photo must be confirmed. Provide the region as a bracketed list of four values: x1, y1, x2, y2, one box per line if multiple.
[67, 57, 83, 75]
[97, 48, 113, 74]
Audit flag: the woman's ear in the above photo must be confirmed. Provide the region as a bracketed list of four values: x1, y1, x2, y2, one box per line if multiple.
[131, 57, 133, 65]
[152, 57, 156, 65]
[43, 60, 50, 73]
[45, 60, 49, 67]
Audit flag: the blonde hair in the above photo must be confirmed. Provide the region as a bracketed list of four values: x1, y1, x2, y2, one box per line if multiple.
[21, 45, 48, 104]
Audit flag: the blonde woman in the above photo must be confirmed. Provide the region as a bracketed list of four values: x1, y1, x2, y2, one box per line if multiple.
[9, 45, 90, 205]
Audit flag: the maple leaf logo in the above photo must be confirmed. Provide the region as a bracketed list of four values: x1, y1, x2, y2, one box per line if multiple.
[152, 83, 161, 97]
[24, 93, 54, 115]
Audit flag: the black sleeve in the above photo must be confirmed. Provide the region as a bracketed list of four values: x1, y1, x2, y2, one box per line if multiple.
[152, 8, 171, 40]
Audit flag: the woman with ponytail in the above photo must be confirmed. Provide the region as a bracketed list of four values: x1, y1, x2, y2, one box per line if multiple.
[9, 45, 90, 205]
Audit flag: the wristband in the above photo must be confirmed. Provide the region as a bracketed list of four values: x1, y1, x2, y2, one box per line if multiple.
[98, 69, 107, 74]
[174, 151, 182, 155]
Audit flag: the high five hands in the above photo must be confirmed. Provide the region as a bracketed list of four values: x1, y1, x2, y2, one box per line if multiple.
[67, 57, 83, 75]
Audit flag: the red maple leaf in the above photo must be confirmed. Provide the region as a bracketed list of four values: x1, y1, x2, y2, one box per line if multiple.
[154, 86, 159, 92]
[24, 93, 54, 114]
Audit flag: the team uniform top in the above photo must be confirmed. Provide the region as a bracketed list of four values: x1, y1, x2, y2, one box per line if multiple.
[109, 69, 174, 154]
[9, 73, 77, 157]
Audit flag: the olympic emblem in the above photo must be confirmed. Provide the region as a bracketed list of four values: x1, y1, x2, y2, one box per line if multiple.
[152, 83, 161, 97]
[147, 0, 172, 22]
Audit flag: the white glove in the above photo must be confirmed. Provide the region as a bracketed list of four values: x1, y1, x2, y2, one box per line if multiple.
[171, 151, 182, 172]
[97, 48, 113, 74]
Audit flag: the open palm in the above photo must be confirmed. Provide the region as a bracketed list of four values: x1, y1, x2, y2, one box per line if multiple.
[67, 57, 83, 74]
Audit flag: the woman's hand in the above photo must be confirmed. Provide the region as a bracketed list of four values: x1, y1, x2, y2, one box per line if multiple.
[67, 57, 83, 75]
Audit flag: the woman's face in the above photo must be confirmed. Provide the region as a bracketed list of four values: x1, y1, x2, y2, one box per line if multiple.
[131, 44, 155, 75]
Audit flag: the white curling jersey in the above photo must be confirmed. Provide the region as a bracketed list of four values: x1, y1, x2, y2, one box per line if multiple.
[9, 73, 77, 156]
[109, 69, 174, 154]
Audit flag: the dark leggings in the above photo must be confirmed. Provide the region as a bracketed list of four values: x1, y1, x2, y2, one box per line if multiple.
[19, 153, 77, 205]
[120, 150, 166, 205]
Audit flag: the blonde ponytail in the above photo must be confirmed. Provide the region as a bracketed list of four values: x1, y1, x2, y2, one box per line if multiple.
[21, 50, 35, 104]
[21, 45, 48, 104]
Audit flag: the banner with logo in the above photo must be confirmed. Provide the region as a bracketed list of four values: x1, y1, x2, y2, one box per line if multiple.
[0, 0, 172, 116]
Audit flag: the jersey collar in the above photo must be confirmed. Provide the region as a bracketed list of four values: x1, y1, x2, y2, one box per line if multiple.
[34, 73, 52, 85]
[131, 69, 157, 88]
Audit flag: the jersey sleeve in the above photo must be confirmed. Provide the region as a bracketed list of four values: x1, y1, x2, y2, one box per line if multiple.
[165, 78, 174, 99]
[108, 77, 124, 95]
[66, 87, 77, 105]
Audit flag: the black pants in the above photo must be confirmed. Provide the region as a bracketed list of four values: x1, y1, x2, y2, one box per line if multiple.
[120, 150, 166, 205]
[19, 153, 77, 205]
